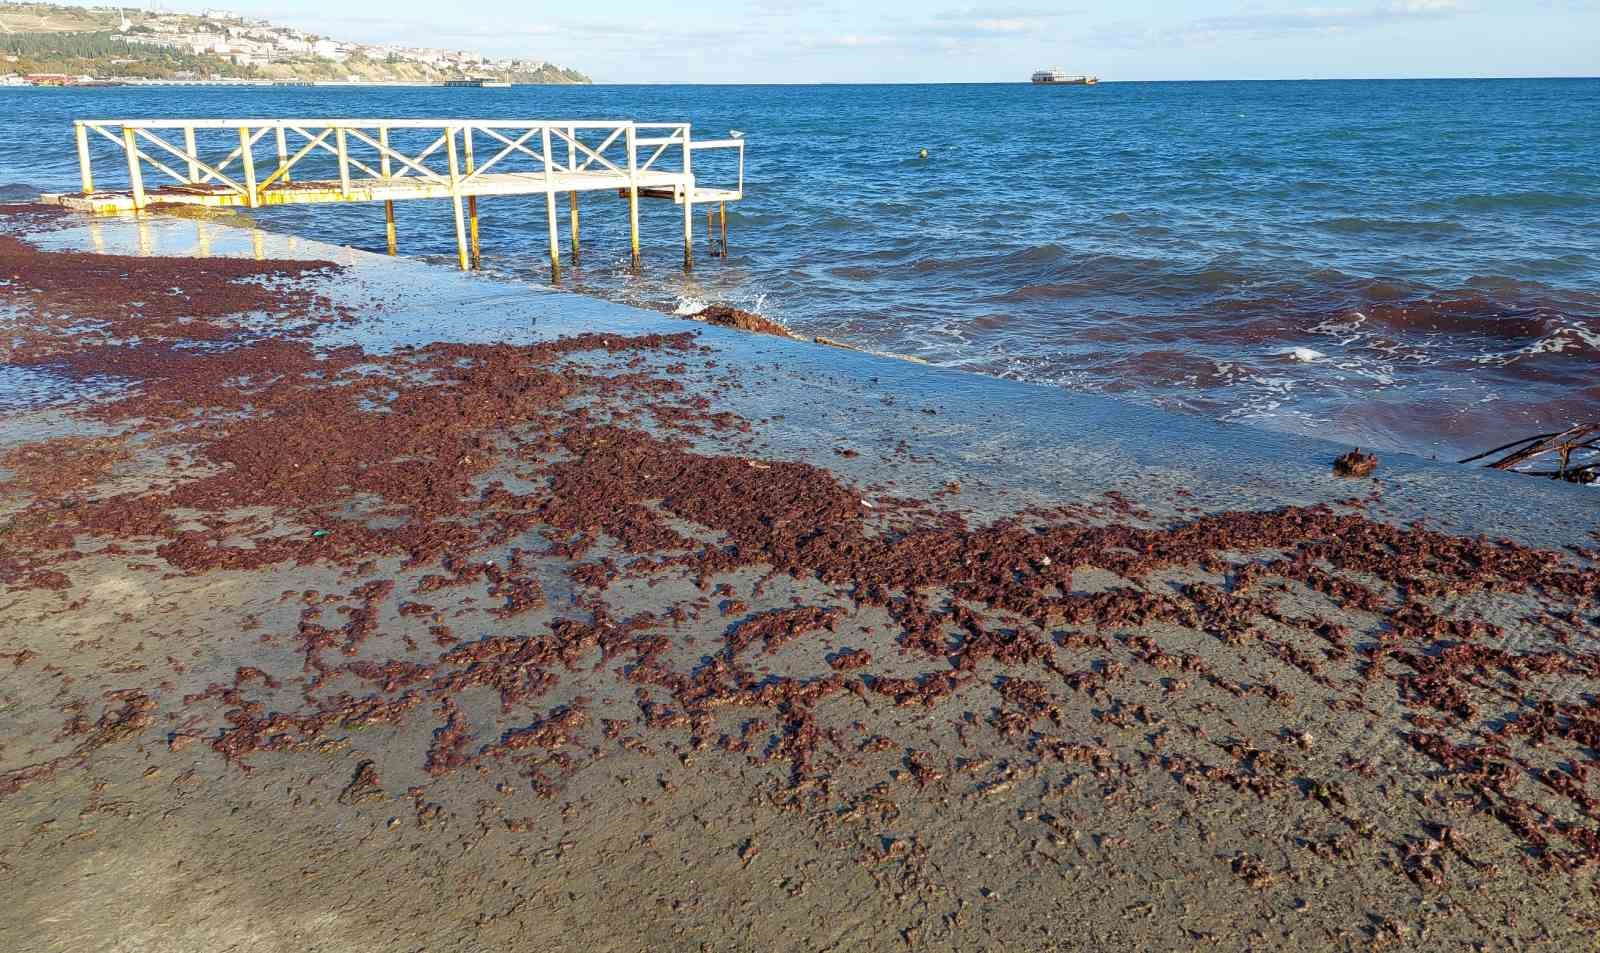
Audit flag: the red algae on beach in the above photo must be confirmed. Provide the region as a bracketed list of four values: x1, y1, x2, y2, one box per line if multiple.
[4, 223, 1600, 948]
[0, 231, 344, 362]
[1334, 448, 1379, 477]
[687, 304, 796, 338]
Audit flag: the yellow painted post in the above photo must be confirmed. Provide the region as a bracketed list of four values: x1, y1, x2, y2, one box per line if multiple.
[626, 125, 640, 267]
[706, 208, 714, 255]
[238, 127, 258, 208]
[380, 126, 395, 254]
[720, 202, 728, 255]
[275, 124, 290, 183]
[568, 191, 580, 263]
[335, 126, 351, 196]
[182, 125, 199, 183]
[566, 128, 580, 263]
[445, 127, 469, 271]
[681, 126, 694, 270]
[74, 122, 94, 194]
[464, 127, 480, 268]
[541, 125, 560, 280]
[122, 126, 146, 210]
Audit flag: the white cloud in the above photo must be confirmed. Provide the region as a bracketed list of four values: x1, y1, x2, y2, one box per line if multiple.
[829, 34, 892, 47]
[972, 18, 1031, 32]
[1095, 0, 1468, 47]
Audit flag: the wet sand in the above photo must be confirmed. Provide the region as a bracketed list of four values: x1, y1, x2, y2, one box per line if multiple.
[2, 209, 1599, 952]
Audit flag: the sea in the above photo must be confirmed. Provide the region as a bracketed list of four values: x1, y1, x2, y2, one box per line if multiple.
[3, 79, 1597, 460]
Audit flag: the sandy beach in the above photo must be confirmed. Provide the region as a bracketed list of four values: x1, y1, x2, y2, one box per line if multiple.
[2, 207, 1598, 952]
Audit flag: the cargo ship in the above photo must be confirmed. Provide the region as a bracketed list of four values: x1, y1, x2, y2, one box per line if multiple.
[1030, 68, 1098, 85]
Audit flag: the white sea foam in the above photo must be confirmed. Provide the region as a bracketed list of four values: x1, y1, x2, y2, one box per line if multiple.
[1307, 312, 1369, 347]
[1472, 322, 1600, 366]
[672, 296, 709, 316]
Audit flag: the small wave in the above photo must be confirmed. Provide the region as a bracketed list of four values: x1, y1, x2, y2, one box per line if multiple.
[1307, 312, 1368, 345]
[1473, 323, 1600, 365]
[672, 296, 709, 316]
[988, 282, 1101, 302]
[910, 243, 1068, 276]
[827, 265, 877, 280]
[1006, 244, 1069, 265]
[1329, 293, 1590, 342]
[1426, 191, 1589, 213]
[1312, 217, 1467, 237]
[1178, 267, 1251, 293]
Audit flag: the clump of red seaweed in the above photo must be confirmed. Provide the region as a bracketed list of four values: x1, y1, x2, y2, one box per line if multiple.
[1333, 448, 1378, 477]
[687, 304, 796, 338]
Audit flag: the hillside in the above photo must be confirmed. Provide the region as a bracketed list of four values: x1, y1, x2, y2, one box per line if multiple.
[0, 2, 118, 32]
[0, 2, 591, 84]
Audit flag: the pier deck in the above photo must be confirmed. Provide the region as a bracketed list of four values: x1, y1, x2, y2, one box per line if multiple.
[48, 118, 747, 272]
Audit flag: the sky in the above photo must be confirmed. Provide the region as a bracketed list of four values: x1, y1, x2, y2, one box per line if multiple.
[109, 1, 1600, 82]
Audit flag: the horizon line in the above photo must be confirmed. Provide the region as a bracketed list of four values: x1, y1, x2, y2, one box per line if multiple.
[577, 75, 1598, 86]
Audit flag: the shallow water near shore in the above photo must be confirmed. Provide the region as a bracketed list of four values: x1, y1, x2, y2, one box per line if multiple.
[4, 79, 1598, 457]
[11, 213, 1593, 538]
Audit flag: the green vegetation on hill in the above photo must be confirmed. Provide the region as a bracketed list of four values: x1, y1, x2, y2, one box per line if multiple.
[0, 2, 591, 84]
[2, 31, 250, 79]
[0, 1, 116, 33]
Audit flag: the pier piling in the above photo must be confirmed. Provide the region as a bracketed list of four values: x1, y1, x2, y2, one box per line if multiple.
[628, 186, 641, 267]
[566, 132, 581, 263]
[541, 126, 560, 280]
[238, 127, 257, 208]
[569, 192, 581, 263]
[682, 143, 694, 269]
[623, 124, 642, 267]
[275, 125, 290, 183]
[464, 128, 480, 268]
[121, 126, 145, 209]
[183, 126, 200, 182]
[445, 127, 469, 270]
[450, 195, 469, 270]
[335, 127, 351, 195]
[74, 122, 93, 194]
[380, 127, 395, 254]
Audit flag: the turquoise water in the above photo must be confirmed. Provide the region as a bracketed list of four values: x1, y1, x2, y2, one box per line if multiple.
[3, 79, 1597, 456]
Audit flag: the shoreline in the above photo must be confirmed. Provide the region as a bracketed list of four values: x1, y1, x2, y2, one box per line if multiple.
[35, 202, 1598, 474]
[2, 209, 1598, 951]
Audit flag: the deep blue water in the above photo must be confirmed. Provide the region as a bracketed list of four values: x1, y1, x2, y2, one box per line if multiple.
[3, 80, 1597, 457]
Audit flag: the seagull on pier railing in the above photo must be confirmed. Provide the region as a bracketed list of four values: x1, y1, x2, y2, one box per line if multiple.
[729, 130, 744, 139]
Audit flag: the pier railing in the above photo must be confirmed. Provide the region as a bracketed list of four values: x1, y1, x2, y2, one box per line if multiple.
[73, 118, 744, 208]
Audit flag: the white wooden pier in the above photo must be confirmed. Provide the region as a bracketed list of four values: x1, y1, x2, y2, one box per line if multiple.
[50, 118, 746, 272]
